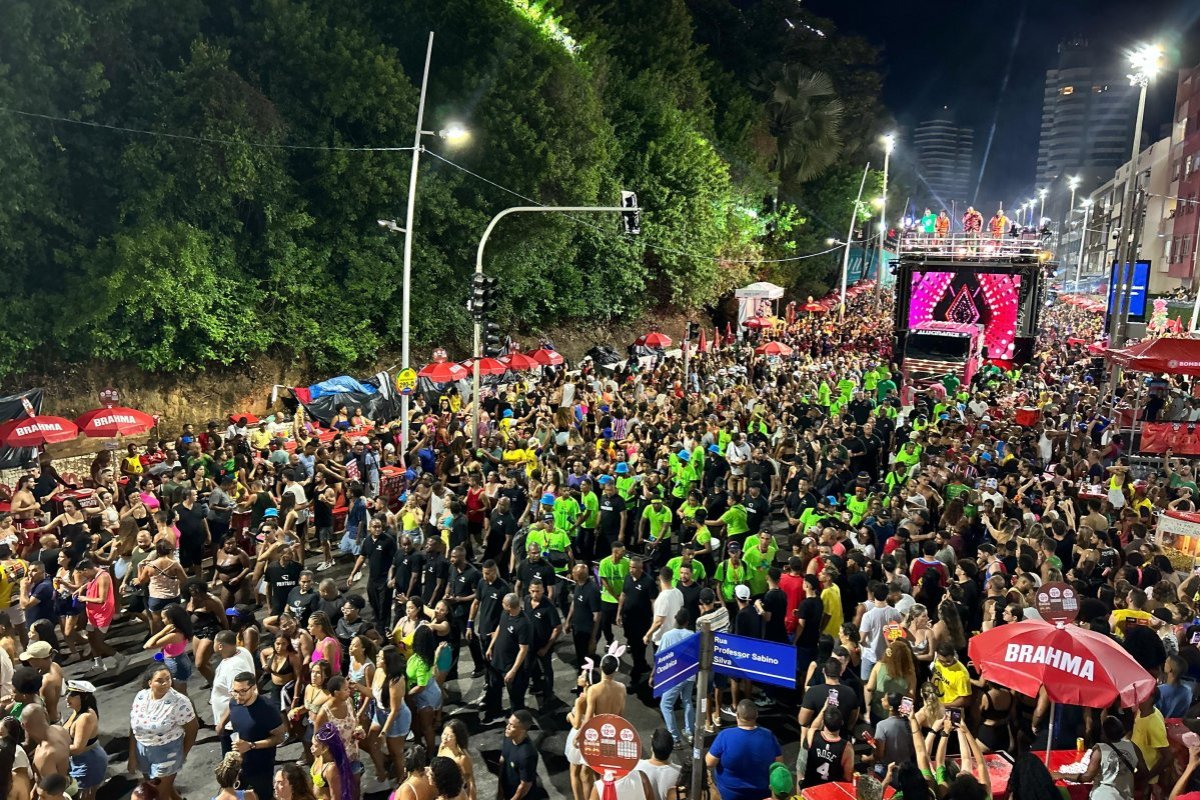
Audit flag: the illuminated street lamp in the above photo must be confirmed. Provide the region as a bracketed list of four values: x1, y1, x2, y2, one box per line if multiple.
[877, 133, 895, 297]
[1038, 187, 1049, 225]
[1110, 42, 1164, 346]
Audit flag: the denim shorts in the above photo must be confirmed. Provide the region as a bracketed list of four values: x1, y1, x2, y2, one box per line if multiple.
[147, 596, 177, 613]
[136, 736, 184, 778]
[164, 651, 194, 682]
[409, 677, 442, 711]
[373, 699, 412, 738]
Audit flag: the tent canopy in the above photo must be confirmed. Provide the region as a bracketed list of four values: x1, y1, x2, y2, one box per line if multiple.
[734, 281, 785, 300]
[1106, 337, 1200, 375]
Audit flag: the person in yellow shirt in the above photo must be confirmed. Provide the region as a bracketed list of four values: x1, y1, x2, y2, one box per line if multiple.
[1110, 587, 1154, 639]
[249, 422, 272, 453]
[819, 565, 843, 638]
[930, 643, 971, 707]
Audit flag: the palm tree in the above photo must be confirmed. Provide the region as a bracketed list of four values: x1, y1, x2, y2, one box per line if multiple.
[753, 64, 844, 189]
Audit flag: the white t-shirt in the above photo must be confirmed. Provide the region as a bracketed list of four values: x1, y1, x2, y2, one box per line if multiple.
[636, 760, 682, 800]
[860, 604, 903, 662]
[210, 647, 256, 731]
[652, 588, 684, 644]
[286, 483, 308, 511]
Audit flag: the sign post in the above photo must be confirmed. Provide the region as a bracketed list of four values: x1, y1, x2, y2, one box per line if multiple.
[711, 631, 797, 689]
[652, 632, 699, 698]
[692, 622, 712, 800]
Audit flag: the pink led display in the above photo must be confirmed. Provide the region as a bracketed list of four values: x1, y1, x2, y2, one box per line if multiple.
[909, 271, 1021, 359]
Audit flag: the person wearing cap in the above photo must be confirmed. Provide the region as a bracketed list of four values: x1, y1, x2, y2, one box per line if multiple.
[669, 449, 697, 510]
[526, 514, 572, 577]
[702, 444, 728, 493]
[20, 639, 64, 722]
[63, 678, 107, 799]
[614, 462, 638, 501]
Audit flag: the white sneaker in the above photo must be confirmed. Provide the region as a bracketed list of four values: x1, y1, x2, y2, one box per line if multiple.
[316, 561, 334, 572]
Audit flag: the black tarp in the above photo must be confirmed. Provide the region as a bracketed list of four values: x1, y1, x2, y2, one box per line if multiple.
[0, 389, 44, 469]
[291, 390, 402, 427]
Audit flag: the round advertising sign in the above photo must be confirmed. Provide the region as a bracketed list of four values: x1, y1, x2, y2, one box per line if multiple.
[395, 368, 418, 397]
[98, 387, 120, 407]
[1034, 581, 1079, 625]
[577, 714, 641, 779]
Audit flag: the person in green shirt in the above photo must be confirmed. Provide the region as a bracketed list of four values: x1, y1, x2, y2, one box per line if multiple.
[678, 490, 703, 524]
[836, 376, 857, 404]
[665, 542, 708, 586]
[714, 544, 749, 604]
[671, 450, 697, 500]
[876, 375, 897, 402]
[844, 485, 870, 526]
[817, 381, 832, 408]
[597, 542, 629, 646]
[641, 497, 674, 546]
[553, 489, 581, 540]
[578, 479, 600, 560]
[614, 462, 638, 500]
[709, 501, 749, 546]
[741, 531, 777, 596]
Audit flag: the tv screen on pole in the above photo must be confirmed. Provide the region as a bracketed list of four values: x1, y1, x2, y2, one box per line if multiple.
[1107, 260, 1150, 323]
[908, 271, 1022, 360]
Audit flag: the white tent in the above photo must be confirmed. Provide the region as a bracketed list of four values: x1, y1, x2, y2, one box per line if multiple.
[734, 281, 785, 333]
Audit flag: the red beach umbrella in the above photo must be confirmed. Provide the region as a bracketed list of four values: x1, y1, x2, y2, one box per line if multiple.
[635, 332, 673, 348]
[75, 406, 156, 438]
[0, 415, 79, 447]
[755, 341, 794, 356]
[967, 619, 1154, 709]
[743, 317, 774, 330]
[529, 348, 565, 366]
[419, 361, 469, 383]
[500, 353, 538, 371]
[461, 358, 509, 377]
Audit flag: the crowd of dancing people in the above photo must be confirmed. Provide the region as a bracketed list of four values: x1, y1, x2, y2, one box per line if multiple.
[6, 287, 1200, 800]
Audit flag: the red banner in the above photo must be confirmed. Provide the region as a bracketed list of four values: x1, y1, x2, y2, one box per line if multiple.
[1140, 422, 1200, 455]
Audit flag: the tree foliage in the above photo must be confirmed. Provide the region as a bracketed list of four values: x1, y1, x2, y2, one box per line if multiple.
[0, 0, 887, 376]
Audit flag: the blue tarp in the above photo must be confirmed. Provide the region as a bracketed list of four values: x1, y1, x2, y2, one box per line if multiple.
[309, 376, 378, 399]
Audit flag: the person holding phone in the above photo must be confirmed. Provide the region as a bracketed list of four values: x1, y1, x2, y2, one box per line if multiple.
[871, 692, 915, 772]
[801, 704, 853, 788]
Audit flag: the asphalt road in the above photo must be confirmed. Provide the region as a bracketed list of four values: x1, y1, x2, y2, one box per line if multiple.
[86, 539, 802, 800]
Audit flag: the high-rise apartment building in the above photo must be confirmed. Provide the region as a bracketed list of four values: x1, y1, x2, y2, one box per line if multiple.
[1036, 38, 1139, 218]
[1165, 63, 1200, 289]
[913, 107, 974, 214]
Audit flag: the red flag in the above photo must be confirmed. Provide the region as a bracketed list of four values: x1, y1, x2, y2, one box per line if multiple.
[697, 327, 708, 353]
[714, 328, 722, 349]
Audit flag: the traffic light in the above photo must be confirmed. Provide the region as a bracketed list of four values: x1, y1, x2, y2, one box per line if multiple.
[483, 322, 503, 357]
[686, 321, 700, 340]
[469, 273, 498, 321]
[620, 190, 640, 235]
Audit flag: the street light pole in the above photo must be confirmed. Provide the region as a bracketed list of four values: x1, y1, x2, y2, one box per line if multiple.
[840, 162, 871, 322]
[398, 32, 435, 458]
[1038, 188, 1048, 226]
[1110, 43, 1162, 347]
[877, 135, 894, 299]
[471, 205, 638, 446]
[1073, 199, 1092, 293]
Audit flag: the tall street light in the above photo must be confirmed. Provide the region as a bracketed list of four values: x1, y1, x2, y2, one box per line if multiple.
[1038, 187, 1049, 226]
[840, 162, 871, 321]
[877, 133, 895, 298]
[1109, 42, 1163, 347]
[380, 32, 470, 457]
[1073, 198, 1093, 292]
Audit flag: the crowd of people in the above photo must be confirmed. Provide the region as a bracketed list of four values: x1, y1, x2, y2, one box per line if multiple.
[5, 285, 1200, 800]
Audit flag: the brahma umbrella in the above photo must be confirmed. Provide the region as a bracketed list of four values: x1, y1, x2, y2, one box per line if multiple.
[755, 341, 794, 356]
[419, 361, 469, 383]
[968, 619, 1154, 708]
[968, 619, 1155, 760]
[802, 301, 826, 313]
[0, 415, 79, 447]
[461, 358, 508, 377]
[500, 353, 538, 371]
[635, 332, 673, 348]
[75, 406, 156, 438]
[743, 317, 774, 329]
[529, 348, 564, 366]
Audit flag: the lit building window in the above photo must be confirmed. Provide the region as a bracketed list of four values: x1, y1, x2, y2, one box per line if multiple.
[1061, 86, 1075, 95]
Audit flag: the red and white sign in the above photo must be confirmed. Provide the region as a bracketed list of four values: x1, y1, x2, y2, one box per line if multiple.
[1034, 581, 1079, 625]
[578, 714, 641, 779]
[75, 407, 155, 438]
[0, 415, 79, 447]
[1140, 422, 1200, 456]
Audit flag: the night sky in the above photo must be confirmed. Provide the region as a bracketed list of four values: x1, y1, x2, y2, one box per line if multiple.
[804, 0, 1200, 210]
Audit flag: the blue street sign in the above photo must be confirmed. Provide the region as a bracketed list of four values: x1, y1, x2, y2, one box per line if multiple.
[652, 632, 700, 698]
[712, 632, 797, 689]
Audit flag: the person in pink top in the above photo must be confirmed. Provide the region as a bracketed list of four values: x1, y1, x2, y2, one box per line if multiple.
[75, 560, 125, 675]
[144, 603, 195, 694]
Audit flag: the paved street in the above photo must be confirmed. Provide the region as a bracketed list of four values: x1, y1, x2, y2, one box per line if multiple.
[87, 549, 802, 800]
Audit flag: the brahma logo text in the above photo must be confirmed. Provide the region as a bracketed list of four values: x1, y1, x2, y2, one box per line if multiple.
[1003, 643, 1095, 680]
[16, 422, 62, 436]
[89, 414, 137, 427]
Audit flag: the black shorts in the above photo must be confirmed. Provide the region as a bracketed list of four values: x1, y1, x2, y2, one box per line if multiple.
[318, 525, 335, 543]
[179, 543, 203, 568]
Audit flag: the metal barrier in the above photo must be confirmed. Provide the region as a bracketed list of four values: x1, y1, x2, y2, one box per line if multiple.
[898, 232, 1048, 261]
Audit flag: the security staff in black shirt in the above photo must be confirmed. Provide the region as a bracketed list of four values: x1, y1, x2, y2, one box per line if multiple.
[420, 538, 450, 606]
[515, 542, 558, 603]
[484, 593, 531, 723]
[522, 578, 561, 702]
[564, 563, 601, 669]
[744, 482, 772, 535]
[446, 546, 480, 679]
[469, 560, 510, 678]
[348, 518, 396, 627]
[391, 534, 424, 600]
[486, 497, 518, 574]
[617, 555, 657, 685]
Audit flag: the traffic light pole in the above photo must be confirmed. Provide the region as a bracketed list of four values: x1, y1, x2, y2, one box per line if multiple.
[471, 205, 639, 447]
